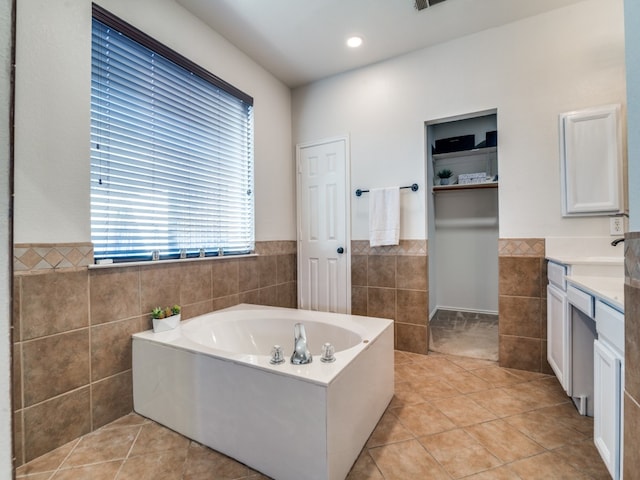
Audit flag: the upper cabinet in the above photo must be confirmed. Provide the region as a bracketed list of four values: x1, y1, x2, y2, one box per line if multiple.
[559, 104, 624, 216]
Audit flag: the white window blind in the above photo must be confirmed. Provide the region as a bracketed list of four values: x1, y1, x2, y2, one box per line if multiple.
[91, 9, 254, 262]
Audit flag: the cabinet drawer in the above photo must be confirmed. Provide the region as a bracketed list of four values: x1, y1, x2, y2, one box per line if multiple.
[547, 262, 567, 290]
[567, 285, 594, 317]
[596, 300, 624, 353]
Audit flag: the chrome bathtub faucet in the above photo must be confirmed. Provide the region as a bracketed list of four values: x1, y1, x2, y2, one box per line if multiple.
[291, 323, 312, 365]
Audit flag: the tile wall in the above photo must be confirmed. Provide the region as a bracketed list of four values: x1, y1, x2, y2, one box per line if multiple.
[351, 237, 549, 367]
[12, 241, 297, 466]
[624, 232, 640, 476]
[13, 236, 569, 465]
[351, 240, 428, 354]
[498, 239, 552, 374]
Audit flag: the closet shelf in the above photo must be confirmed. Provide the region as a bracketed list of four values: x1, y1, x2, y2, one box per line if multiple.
[432, 182, 498, 192]
[432, 146, 497, 161]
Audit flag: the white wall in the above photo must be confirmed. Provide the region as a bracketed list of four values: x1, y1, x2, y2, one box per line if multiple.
[14, 0, 295, 244]
[626, 0, 640, 231]
[0, 0, 13, 477]
[292, 0, 626, 241]
[14, 1, 92, 243]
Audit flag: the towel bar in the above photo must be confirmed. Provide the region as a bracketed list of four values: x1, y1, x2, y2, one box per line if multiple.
[355, 183, 419, 197]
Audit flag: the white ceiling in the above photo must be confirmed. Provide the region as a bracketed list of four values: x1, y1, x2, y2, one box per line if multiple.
[176, 0, 589, 88]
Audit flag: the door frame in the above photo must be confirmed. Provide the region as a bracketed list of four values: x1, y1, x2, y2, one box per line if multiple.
[295, 135, 352, 313]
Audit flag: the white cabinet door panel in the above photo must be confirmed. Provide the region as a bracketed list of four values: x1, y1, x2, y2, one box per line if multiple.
[594, 339, 621, 480]
[547, 283, 570, 393]
[560, 104, 622, 216]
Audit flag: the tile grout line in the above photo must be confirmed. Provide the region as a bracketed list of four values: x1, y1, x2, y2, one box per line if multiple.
[113, 423, 145, 480]
[21, 374, 132, 412]
[88, 271, 94, 435]
[16, 276, 25, 467]
[29, 420, 148, 478]
[179, 440, 192, 480]
[44, 437, 82, 480]
[20, 325, 92, 344]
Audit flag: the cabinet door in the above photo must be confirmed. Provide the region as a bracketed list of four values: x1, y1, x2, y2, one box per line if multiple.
[560, 104, 622, 216]
[547, 284, 569, 393]
[594, 339, 622, 479]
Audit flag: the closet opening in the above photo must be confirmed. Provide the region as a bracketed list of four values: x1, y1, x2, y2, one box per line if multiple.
[425, 110, 499, 360]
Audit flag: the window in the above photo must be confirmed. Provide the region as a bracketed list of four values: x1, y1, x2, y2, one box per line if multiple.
[91, 6, 254, 262]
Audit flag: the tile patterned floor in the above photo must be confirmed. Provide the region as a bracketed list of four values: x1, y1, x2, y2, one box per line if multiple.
[16, 352, 610, 479]
[429, 310, 499, 361]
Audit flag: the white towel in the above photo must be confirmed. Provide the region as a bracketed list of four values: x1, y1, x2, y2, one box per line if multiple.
[369, 187, 400, 247]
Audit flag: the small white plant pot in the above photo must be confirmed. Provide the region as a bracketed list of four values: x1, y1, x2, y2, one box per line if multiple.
[152, 314, 181, 333]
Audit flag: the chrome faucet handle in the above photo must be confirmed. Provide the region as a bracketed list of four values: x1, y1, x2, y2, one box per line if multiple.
[270, 345, 285, 365]
[321, 343, 336, 363]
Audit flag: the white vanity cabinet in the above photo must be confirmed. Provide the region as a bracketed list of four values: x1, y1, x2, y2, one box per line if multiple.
[594, 300, 625, 480]
[544, 242, 624, 480]
[547, 261, 570, 393]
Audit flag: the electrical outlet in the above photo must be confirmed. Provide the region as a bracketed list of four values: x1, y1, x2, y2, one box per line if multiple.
[610, 217, 624, 236]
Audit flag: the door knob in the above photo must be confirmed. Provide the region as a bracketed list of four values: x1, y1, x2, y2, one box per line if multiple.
[337, 247, 344, 254]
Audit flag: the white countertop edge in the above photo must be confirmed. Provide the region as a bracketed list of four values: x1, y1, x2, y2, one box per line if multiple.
[546, 255, 623, 266]
[565, 275, 624, 312]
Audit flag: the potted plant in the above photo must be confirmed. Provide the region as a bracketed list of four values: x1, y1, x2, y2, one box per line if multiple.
[151, 304, 181, 333]
[436, 169, 454, 185]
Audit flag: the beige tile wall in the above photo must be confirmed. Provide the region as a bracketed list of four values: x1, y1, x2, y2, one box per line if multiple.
[352, 237, 550, 366]
[624, 232, 640, 477]
[351, 240, 428, 354]
[12, 242, 297, 466]
[498, 239, 552, 373]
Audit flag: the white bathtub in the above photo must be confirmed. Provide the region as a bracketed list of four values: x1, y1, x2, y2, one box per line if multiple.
[132, 304, 394, 480]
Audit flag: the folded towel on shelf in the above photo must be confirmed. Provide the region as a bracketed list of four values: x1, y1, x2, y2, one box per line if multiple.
[369, 187, 400, 247]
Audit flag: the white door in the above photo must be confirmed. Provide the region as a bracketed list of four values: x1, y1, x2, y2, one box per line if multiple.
[297, 137, 350, 313]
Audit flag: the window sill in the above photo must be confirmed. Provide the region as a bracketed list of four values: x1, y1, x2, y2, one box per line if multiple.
[88, 253, 258, 270]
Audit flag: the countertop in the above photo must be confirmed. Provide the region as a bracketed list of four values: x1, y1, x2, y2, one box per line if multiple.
[545, 253, 624, 312]
[565, 274, 624, 312]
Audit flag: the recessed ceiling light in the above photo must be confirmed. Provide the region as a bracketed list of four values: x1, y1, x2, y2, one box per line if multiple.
[346, 36, 363, 48]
